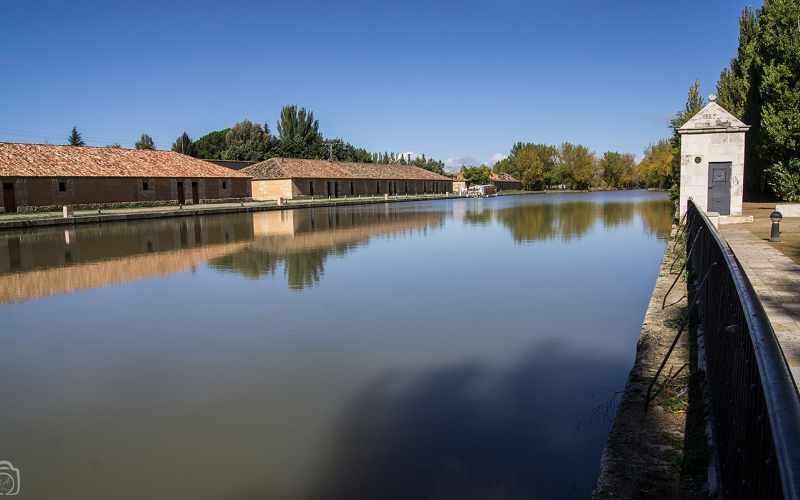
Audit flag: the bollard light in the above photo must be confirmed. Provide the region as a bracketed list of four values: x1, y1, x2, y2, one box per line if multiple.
[769, 211, 783, 242]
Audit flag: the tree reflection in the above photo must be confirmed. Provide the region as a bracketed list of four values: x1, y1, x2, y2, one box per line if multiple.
[497, 198, 672, 243]
[463, 208, 493, 226]
[497, 202, 597, 243]
[637, 200, 674, 239]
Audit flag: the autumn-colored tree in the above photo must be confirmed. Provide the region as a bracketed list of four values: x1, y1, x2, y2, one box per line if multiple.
[518, 149, 546, 190]
[636, 140, 674, 188]
[557, 143, 597, 189]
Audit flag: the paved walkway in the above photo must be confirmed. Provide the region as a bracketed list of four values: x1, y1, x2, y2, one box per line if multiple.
[719, 203, 800, 388]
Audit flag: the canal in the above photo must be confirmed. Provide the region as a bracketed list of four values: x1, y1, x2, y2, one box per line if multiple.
[0, 190, 673, 499]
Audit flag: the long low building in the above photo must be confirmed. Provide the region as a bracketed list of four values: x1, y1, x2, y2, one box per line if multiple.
[242, 158, 453, 200]
[1, 142, 251, 212]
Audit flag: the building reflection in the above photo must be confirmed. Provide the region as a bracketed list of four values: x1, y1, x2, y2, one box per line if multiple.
[0, 206, 446, 302]
[208, 207, 445, 290]
[0, 215, 254, 304]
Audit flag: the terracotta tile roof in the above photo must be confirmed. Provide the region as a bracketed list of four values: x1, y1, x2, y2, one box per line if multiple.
[492, 172, 520, 182]
[0, 142, 250, 178]
[242, 158, 451, 181]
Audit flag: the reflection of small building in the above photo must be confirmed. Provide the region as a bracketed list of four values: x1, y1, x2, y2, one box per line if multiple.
[491, 172, 521, 191]
[242, 158, 452, 200]
[0, 143, 251, 212]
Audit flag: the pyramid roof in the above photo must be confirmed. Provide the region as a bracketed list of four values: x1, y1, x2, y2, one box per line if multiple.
[678, 102, 750, 135]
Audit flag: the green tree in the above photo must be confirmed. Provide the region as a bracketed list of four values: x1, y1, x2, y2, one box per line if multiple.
[135, 134, 155, 150]
[105, 143, 121, 148]
[222, 120, 270, 161]
[461, 165, 491, 186]
[494, 142, 557, 183]
[715, 2, 800, 195]
[67, 127, 85, 146]
[669, 80, 706, 188]
[276, 104, 323, 158]
[767, 158, 800, 201]
[557, 143, 596, 189]
[171, 132, 197, 157]
[194, 129, 230, 160]
[600, 152, 625, 188]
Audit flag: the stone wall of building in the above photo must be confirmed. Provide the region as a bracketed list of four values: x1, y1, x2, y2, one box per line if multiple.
[0, 177, 251, 210]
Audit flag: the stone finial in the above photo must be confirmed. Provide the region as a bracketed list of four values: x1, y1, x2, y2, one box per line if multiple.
[709, 93, 718, 102]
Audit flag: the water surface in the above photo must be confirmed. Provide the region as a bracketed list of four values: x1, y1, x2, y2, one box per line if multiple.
[0, 190, 672, 499]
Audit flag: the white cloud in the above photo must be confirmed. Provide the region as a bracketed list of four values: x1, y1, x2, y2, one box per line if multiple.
[485, 153, 507, 168]
[399, 151, 423, 161]
[444, 156, 481, 172]
[443, 154, 507, 172]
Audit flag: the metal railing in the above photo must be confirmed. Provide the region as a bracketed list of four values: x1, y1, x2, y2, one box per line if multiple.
[686, 199, 800, 499]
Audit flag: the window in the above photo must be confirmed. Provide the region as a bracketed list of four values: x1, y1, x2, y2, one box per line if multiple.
[142, 182, 149, 191]
[222, 181, 227, 189]
[59, 182, 66, 192]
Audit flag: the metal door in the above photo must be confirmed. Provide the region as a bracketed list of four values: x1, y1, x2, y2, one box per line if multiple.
[708, 162, 732, 215]
[3, 183, 15, 213]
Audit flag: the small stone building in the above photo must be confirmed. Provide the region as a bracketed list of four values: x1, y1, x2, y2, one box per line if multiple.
[0, 143, 251, 212]
[492, 172, 522, 191]
[242, 158, 453, 200]
[677, 97, 750, 217]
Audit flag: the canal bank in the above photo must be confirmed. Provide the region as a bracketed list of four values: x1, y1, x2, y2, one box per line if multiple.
[0, 194, 468, 231]
[592, 217, 713, 499]
[0, 189, 597, 231]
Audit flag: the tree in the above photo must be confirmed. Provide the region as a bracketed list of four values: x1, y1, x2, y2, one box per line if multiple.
[518, 149, 547, 190]
[276, 104, 323, 158]
[222, 120, 270, 161]
[636, 140, 674, 188]
[557, 143, 597, 189]
[194, 129, 230, 160]
[600, 152, 625, 188]
[67, 127, 85, 146]
[135, 134, 155, 150]
[171, 132, 197, 157]
[715, 1, 800, 195]
[105, 143, 121, 148]
[767, 158, 800, 201]
[461, 165, 492, 186]
[669, 80, 706, 188]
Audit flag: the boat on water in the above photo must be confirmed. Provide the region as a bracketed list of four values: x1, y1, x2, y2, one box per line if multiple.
[467, 184, 497, 198]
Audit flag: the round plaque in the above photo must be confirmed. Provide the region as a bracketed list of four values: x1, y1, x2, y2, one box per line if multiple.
[694, 157, 702, 164]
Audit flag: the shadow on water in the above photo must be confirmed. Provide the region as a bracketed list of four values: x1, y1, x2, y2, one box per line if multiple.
[232, 342, 627, 500]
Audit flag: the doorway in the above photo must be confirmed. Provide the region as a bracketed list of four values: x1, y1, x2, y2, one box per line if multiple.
[177, 182, 185, 204]
[708, 162, 732, 215]
[3, 183, 15, 213]
[192, 182, 199, 204]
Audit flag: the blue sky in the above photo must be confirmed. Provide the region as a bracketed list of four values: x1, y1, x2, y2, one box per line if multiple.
[1, 0, 754, 171]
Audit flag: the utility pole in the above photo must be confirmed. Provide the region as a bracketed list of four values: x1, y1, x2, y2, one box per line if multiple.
[322, 141, 337, 162]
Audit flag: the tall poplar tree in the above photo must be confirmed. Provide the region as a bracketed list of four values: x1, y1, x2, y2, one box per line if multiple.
[716, 1, 800, 196]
